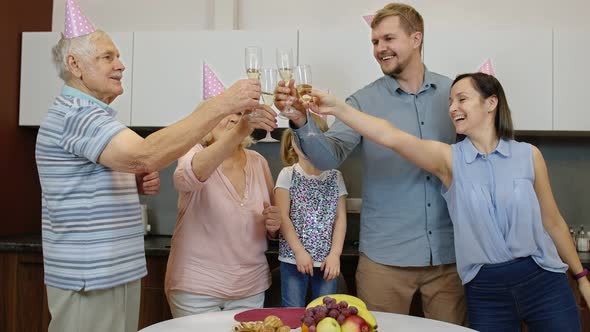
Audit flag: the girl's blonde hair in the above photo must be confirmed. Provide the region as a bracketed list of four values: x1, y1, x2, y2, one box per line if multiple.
[280, 114, 328, 166]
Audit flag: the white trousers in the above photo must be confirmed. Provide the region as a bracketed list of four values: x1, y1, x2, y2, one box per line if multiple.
[167, 290, 265, 318]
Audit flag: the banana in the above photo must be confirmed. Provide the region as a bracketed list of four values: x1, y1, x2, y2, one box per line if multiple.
[306, 294, 378, 332]
[306, 294, 367, 310]
[357, 309, 378, 332]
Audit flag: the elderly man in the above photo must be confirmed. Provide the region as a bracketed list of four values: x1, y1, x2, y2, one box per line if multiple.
[35, 14, 277, 332]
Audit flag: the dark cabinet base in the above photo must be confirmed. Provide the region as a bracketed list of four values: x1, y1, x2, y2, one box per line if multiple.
[2, 251, 590, 331]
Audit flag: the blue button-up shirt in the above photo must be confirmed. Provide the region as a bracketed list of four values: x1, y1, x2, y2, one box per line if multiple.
[442, 138, 567, 284]
[292, 69, 457, 267]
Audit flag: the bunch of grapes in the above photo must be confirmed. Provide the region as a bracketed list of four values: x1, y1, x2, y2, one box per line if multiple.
[301, 296, 360, 331]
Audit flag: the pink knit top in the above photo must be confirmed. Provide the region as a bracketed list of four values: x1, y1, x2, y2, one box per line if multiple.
[165, 144, 273, 299]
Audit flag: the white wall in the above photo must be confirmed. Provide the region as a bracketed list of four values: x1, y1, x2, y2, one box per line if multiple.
[54, 0, 590, 32]
[52, 0, 212, 31]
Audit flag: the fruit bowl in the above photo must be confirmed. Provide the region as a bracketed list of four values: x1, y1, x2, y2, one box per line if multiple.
[301, 294, 378, 332]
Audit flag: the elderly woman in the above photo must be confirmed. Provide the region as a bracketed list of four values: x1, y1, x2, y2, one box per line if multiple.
[165, 107, 281, 317]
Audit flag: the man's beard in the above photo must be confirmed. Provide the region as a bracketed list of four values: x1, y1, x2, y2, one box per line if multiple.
[381, 57, 405, 78]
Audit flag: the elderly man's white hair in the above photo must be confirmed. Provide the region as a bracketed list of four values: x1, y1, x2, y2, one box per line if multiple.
[52, 29, 110, 81]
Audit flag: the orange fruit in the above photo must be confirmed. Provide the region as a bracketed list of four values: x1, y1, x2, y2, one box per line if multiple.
[301, 324, 309, 332]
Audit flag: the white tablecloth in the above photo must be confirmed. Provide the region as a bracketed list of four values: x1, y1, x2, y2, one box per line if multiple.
[139, 309, 476, 332]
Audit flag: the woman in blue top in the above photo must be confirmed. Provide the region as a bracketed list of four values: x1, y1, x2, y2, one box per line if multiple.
[299, 72, 590, 331]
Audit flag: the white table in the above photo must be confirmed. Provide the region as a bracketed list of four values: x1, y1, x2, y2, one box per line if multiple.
[139, 309, 476, 332]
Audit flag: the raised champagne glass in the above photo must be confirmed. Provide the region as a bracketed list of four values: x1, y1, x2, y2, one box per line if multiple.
[245, 46, 262, 80]
[258, 68, 279, 142]
[276, 48, 295, 118]
[294, 64, 316, 136]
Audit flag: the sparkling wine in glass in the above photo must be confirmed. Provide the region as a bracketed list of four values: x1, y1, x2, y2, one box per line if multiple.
[276, 48, 294, 83]
[258, 68, 279, 142]
[294, 64, 316, 136]
[276, 48, 295, 117]
[245, 46, 262, 80]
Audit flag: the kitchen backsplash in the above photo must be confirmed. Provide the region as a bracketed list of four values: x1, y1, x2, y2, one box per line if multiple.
[138, 130, 590, 237]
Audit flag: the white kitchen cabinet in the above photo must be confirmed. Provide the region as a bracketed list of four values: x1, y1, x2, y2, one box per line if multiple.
[130, 30, 297, 127]
[298, 29, 383, 102]
[554, 29, 590, 131]
[19, 32, 133, 126]
[424, 28, 553, 131]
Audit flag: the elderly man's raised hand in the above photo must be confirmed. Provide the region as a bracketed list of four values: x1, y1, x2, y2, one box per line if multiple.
[218, 79, 261, 115]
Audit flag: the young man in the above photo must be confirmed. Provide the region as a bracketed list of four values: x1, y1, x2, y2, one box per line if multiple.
[276, 3, 466, 325]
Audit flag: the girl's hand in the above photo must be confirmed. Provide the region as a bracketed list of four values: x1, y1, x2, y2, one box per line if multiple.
[262, 203, 281, 238]
[321, 253, 341, 281]
[294, 249, 314, 276]
[578, 277, 590, 309]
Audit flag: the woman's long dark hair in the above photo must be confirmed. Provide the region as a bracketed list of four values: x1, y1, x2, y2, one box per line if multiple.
[452, 73, 514, 140]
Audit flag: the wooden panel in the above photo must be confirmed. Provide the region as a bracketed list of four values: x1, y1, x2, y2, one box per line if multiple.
[1, 0, 52, 236]
[142, 255, 168, 288]
[0, 253, 18, 332]
[139, 256, 172, 329]
[16, 253, 50, 332]
[139, 288, 172, 329]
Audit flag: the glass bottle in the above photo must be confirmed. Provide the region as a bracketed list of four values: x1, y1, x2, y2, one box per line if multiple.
[570, 224, 576, 246]
[577, 226, 589, 252]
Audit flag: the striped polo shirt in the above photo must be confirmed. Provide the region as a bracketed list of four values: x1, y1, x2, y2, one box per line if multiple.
[35, 85, 147, 291]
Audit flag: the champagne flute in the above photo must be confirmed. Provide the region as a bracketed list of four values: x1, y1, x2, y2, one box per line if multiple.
[276, 48, 295, 118]
[294, 64, 316, 136]
[244, 46, 262, 122]
[245, 46, 262, 80]
[258, 68, 280, 143]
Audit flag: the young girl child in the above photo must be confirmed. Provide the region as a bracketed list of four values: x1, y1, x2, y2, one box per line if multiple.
[303, 73, 590, 331]
[275, 115, 348, 308]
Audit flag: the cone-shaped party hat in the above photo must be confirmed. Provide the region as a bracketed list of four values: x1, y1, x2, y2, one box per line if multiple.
[477, 59, 496, 77]
[64, 0, 96, 38]
[203, 63, 226, 100]
[363, 15, 375, 26]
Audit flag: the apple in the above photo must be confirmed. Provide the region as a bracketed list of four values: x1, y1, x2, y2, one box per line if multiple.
[316, 317, 341, 332]
[340, 315, 370, 332]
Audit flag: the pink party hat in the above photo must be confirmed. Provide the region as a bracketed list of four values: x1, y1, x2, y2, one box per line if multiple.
[64, 0, 96, 38]
[477, 59, 496, 76]
[363, 14, 375, 26]
[202, 63, 226, 100]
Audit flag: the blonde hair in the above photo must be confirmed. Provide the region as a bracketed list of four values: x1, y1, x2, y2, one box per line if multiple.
[200, 132, 254, 149]
[371, 3, 424, 51]
[280, 114, 328, 166]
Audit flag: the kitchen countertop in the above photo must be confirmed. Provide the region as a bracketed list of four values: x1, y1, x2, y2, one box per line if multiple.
[0, 234, 361, 258]
[4, 235, 590, 266]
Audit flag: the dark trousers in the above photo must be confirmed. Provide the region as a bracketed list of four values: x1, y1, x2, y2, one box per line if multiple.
[465, 256, 581, 332]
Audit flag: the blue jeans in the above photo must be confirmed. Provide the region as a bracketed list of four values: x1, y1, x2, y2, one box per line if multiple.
[280, 262, 337, 307]
[465, 257, 581, 332]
